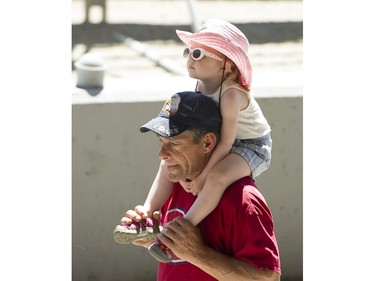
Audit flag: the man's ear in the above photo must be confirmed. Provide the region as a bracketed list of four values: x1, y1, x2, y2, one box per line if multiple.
[202, 132, 218, 153]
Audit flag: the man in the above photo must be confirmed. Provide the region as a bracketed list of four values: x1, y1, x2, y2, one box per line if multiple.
[116, 91, 281, 281]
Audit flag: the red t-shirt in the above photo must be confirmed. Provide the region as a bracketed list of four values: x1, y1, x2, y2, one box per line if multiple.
[157, 177, 281, 281]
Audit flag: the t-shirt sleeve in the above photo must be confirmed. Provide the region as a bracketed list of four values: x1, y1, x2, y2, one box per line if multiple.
[222, 185, 280, 273]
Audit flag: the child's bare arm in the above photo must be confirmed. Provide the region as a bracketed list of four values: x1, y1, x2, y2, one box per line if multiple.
[143, 160, 174, 218]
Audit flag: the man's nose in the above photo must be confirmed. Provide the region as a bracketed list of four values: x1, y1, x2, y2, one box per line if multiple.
[158, 143, 170, 160]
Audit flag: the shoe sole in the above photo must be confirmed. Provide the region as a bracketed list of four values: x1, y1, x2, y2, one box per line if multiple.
[148, 243, 174, 263]
[113, 225, 162, 244]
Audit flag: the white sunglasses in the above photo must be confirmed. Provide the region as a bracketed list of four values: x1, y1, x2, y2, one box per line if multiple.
[183, 47, 223, 61]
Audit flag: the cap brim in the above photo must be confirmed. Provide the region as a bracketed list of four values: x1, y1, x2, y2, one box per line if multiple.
[139, 116, 189, 137]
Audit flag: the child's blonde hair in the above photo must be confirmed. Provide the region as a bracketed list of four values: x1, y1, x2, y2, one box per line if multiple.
[224, 59, 246, 90]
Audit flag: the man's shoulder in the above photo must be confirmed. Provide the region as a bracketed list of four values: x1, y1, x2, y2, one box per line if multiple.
[220, 177, 267, 210]
[225, 176, 258, 194]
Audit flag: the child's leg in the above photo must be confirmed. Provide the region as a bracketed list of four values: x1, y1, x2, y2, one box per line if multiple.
[184, 153, 251, 226]
[143, 160, 174, 218]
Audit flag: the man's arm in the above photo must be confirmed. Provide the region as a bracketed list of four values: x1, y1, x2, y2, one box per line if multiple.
[160, 217, 280, 281]
[188, 243, 280, 281]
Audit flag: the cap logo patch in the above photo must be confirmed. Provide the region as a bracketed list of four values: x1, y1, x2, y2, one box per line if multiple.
[161, 94, 181, 117]
[170, 94, 181, 116]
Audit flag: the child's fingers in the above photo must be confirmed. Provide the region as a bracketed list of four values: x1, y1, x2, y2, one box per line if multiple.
[152, 211, 161, 222]
[135, 205, 151, 220]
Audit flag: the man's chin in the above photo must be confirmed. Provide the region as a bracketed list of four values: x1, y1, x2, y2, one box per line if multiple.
[168, 173, 190, 183]
[167, 175, 181, 183]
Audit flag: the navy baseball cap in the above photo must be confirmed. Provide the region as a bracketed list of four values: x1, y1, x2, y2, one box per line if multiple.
[140, 91, 221, 137]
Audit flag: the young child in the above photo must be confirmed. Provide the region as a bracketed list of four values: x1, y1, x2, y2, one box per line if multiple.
[114, 19, 272, 263]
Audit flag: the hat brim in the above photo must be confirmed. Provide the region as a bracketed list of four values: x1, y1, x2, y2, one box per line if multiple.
[140, 116, 189, 137]
[176, 30, 252, 89]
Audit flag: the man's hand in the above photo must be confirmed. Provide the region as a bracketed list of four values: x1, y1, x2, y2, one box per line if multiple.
[158, 217, 206, 261]
[159, 217, 280, 281]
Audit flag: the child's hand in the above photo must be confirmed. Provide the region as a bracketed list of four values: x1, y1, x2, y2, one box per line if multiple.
[121, 205, 147, 224]
[189, 174, 206, 196]
[119, 206, 161, 248]
[180, 174, 206, 196]
[180, 180, 193, 193]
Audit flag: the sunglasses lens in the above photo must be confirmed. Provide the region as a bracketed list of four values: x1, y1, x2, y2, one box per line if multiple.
[183, 48, 205, 60]
[192, 49, 202, 60]
[183, 48, 190, 58]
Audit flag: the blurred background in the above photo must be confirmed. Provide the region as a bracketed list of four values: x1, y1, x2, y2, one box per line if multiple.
[72, 0, 302, 280]
[72, 0, 302, 99]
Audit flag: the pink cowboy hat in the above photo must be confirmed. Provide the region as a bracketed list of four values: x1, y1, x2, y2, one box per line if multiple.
[176, 18, 252, 89]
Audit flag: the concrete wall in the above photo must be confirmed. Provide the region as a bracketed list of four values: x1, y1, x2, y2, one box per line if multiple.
[72, 96, 302, 280]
